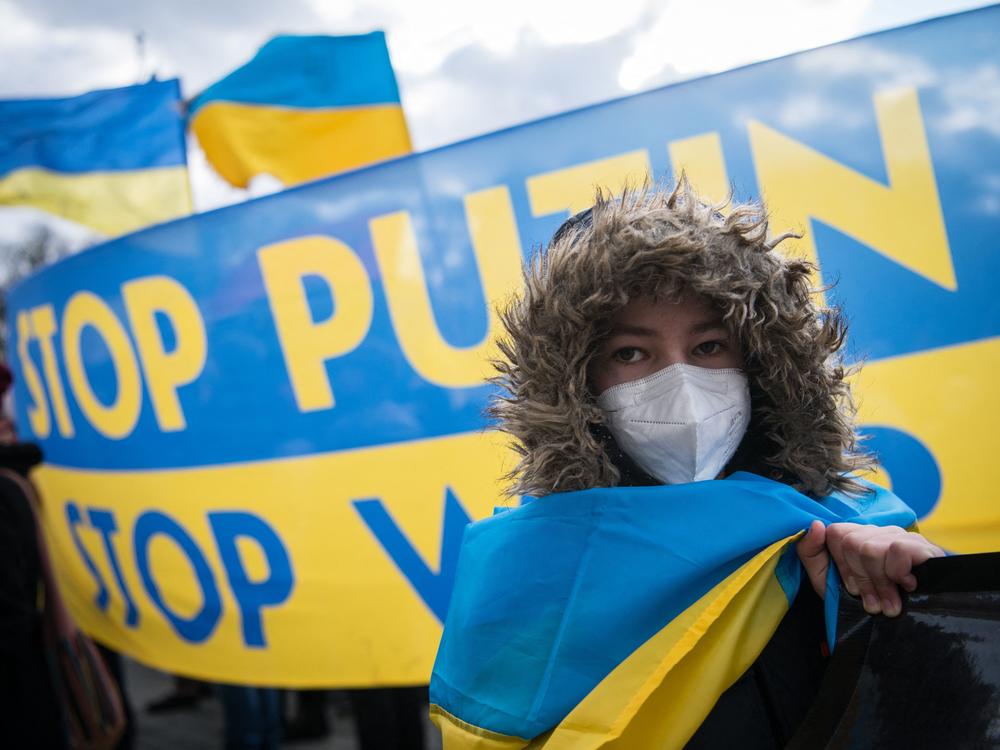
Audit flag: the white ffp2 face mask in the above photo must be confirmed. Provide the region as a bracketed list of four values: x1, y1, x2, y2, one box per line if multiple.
[596, 363, 751, 485]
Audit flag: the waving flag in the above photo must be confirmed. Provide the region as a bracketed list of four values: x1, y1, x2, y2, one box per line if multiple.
[430, 475, 916, 748]
[189, 33, 412, 188]
[0, 79, 191, 237]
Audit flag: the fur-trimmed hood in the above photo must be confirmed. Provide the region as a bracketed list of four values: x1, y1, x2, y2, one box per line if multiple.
[490, 182, 872, 498]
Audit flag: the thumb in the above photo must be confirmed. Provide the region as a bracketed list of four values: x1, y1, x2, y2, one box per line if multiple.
[796, 520, 829, 598]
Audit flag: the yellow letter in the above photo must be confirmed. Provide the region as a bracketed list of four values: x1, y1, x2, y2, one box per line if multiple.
[29, 305, 75, 438]
[258, 235, 373, 412]
[749, 87, 955, 290]
[668, 132, 730, 207]
[369, 186, 524, 388]
[122, 276, 207, 432]
[15, 311, 50, 439]
[526, 150, 653, 217]
[61, 292, 143, 440]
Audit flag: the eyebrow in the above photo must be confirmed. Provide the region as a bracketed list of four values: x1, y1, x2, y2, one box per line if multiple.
[689, 318, 729, 335]
[607, 323, 659, 337]
[607, 319, 729, 337]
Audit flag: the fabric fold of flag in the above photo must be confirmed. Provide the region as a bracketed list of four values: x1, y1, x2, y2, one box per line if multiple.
[429, 472, 916, 749]
[188, 32, 412, 188]
[0, 79, 191, 237]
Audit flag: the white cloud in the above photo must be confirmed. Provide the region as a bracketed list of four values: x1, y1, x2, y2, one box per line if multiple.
[401, 24, 655, 149]
[775, 93, 867, 131]
[620, 0, 874, 92]
[977, 193, 1000, 216]
[311, 0, 652, 76]
[0, 1, 138, 97]
[794, 42, 938, 90]
[937, 63, 1000, 137]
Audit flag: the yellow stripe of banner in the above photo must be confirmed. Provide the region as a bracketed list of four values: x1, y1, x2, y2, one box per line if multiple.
[853, 335, 1000, 553]
[35, 429, 513, 687]
[0, 165, 191, 236]
[190, 101, 412, 188]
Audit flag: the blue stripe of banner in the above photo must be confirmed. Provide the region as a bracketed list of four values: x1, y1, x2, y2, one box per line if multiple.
[0, 78, 187, 176]
[188, 32, 402, 114]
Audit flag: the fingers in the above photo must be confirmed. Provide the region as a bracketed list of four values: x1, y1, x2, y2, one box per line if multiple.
[844, 526, 907, 616]
[824, 524, 944, 618]
[823, 523, 859, 596]
[796, 520, 829, 598]
[885, 533, 945, 592]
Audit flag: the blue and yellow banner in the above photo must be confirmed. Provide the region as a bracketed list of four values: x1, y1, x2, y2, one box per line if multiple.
[6, 6, 999, 687]
[0, 78, 191, 236]
[189, 33, 412, 188]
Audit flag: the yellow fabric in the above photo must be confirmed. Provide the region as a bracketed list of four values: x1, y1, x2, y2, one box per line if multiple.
[545, 536, 796, 749]
[190, 101, 412, 188]
[430, 536, 797, 750]
[431, 706, 531, 750]
[0, 165, 191, 236]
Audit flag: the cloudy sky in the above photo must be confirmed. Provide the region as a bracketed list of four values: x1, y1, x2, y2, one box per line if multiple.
[0, 0, 992, 214]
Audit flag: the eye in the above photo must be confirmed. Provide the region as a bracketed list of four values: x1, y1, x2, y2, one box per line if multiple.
[693, 340, 726, 356]
[611, 346, 646, 364]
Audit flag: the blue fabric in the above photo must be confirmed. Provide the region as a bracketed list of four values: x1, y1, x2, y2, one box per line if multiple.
[189, 33, 402, 114]
[0, 79, 186, 176]
[429, 473, 915, 739]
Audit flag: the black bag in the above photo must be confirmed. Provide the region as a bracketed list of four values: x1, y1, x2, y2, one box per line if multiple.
[789, 551, 1000, 749]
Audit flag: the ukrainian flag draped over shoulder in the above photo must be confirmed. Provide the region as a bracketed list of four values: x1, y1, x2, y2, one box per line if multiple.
[188, 33, 412, 188]
[429, 473, 916, 749]
[0, 79, 191, 237]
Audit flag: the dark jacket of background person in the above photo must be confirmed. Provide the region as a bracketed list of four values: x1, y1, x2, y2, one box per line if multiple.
[0, 441, 70, 749]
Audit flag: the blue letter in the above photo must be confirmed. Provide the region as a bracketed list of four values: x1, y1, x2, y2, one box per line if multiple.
[208, 511, 294, 648]
[65, 501, 109, 612]
[133, 511, 221, 643]
[353, 487, 472, 622]
[87, 508, 139, 627]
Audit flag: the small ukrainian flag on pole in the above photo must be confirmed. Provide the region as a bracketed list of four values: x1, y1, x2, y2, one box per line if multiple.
[188, 32, 412, 188]
[0, 79, 192, 237]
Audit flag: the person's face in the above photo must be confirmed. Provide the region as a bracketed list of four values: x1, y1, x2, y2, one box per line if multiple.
[590, 290, 744, 394]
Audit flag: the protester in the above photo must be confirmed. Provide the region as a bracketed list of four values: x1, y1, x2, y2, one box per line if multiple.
[0, 363, 128, 749]
[0, 440, 67, 749]
[429, 182, 945, 748]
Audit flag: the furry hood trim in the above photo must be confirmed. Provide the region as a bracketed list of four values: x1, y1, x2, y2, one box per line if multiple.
[489, 181, 873, 498]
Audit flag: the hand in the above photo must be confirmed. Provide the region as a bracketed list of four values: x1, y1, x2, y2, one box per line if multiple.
[796, 521, 945, 617]
[0, 418, 16, 445]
